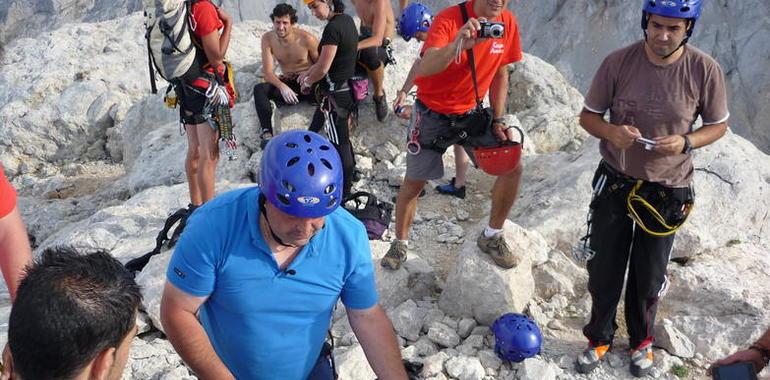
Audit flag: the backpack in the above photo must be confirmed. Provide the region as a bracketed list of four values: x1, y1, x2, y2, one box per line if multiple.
[143, 0, 200, 94]
[342, 192, 393, 240]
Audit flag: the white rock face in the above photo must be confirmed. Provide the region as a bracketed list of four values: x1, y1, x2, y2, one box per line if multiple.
[655, 319, 696, 359]
[439, 220, 546, 326]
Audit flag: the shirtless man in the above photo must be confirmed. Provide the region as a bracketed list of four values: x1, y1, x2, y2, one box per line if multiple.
[254, 3, 319, 149]
[352, 0, 396, 122]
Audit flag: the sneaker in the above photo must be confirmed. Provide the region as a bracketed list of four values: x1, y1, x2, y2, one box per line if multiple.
[575, 343, 611, 374]
[259, 131, 273, 150]
[381, 240, 407, 270]
[435, 177, 466, 199]
[373, 93, 388, 122]
[630, 342, 654, 378]
[476, 231, 519, 269]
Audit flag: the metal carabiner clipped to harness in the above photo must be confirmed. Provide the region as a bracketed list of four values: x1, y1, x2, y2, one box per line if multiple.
[406, 127, 421, 155]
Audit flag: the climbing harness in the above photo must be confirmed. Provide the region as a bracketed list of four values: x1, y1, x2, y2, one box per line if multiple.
[626, 180, 694, 237]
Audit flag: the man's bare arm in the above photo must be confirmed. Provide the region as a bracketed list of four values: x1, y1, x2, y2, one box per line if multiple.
[0, 206, 32, 302]
[305, 31, 320, 64]
[161, 282, 235, 380]
[357, 0, 388, 50]
[261, 34, 286, 87]
[348, 305, 408, 379]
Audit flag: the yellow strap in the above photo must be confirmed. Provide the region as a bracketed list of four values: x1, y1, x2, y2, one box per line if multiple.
[626, 180, 693, 237]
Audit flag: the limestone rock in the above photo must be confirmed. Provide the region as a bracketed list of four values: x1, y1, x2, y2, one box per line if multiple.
[444, 356, 485, 380]
[656, 319, 696, 358]
[439, 220, 543, 325]
[334, 344, 375, 380]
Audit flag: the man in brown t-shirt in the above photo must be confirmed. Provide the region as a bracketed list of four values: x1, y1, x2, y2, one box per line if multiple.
[574, 1, 729, 377]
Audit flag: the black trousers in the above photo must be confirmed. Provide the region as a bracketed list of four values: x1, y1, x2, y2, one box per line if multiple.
[582, 161, 676, 349]
[253, 81, 314, 135]
[309, 87, 356, 197]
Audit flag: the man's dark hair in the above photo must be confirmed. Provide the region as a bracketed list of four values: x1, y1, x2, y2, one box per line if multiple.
[330, 0, 345, 13]
[9, 247, 142, 379]
[271, 3, 298, 24]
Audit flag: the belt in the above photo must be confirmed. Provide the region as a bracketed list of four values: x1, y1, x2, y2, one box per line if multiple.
[416, 100, 472, 121]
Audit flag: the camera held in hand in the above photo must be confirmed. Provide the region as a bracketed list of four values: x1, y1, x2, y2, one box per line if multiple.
[478, 21, 504, 39]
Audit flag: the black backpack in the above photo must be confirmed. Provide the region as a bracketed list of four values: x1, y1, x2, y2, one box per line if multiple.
[342, 192, 393, 240]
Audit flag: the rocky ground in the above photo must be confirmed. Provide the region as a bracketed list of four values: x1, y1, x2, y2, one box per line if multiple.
[1, 15, 769, 380]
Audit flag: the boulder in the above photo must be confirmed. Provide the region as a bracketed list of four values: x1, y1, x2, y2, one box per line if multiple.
[439, 220, 547, 325]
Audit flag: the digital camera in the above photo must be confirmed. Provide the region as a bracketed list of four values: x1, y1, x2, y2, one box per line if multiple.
[479, 21, 504, 39]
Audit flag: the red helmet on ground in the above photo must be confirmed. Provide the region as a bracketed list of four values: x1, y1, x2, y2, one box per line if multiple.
[473, 126, 524, 176]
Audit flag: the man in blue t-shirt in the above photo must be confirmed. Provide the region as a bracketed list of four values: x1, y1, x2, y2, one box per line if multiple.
[161, 131, 408, 379]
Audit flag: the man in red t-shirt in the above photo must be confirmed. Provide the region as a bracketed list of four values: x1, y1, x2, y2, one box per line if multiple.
[382, 0, 524, 270]
[178, 1, 232, 208]
[0, 164, 33, 376]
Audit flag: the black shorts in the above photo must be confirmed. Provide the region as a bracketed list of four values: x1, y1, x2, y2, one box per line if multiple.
[357, 46, 389, 71]
[178, 84, 208, 125]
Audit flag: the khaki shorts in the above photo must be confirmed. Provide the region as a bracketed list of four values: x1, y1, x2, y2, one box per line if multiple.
[405, 100, 502, 180]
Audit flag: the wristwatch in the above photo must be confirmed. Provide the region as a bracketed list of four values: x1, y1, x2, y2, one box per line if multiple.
[681, 135, 693, 154]
[750, 343, 770, 366]
[492, 117, 506, 127]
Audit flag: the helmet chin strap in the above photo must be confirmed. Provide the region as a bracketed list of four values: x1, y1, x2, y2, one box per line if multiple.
[259, 194, 299, 249]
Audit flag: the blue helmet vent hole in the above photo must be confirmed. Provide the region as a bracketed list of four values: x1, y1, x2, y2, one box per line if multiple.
[319, 145, 330, 151]
[287, 157, 300, 167]
[307, 148, 313, 154]
[681, 6, 690, 12]
[324, 184, 335, 194]
[304, 134, 312, 143]
[282, 180, 295, 192]
[320, 158, 332, 170]
[307, 163, 315, 176]
[327, 196, 337, 208]
[277, 194, 291, 205]
[286, 142, 298, 148]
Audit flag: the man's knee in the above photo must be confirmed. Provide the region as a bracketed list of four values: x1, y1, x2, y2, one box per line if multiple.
[253, 82, 272, 99]
[401, 178, 427, 198]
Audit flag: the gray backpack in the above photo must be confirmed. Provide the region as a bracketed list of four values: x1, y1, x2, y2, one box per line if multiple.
[143, 0, 200, 94]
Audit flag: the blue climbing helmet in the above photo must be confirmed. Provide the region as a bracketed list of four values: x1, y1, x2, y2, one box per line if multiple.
[491, 313, 543, 362]
[641, 0, 703, 37]
[397, 2, 433, 42]
[260, 130, 343, 218]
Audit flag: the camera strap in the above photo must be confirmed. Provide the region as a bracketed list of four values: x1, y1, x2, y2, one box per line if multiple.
[458, 2, 483, 109]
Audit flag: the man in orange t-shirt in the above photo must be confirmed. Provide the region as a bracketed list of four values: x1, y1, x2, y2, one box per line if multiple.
[382, 0, 524, 270]
[0, 164, 33, 376]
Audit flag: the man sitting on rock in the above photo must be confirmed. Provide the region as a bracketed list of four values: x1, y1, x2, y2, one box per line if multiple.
[573, 1, 729, 377]
[351, 0, 396, 122]
[161, 131, 408, 379]
[382, 0, 524, 271]
[254, 3, 320, 149]
[8, 247, 141, 380]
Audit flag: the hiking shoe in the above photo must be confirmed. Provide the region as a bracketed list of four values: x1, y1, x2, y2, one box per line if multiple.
[575, 343, 611, 374]
[477, 231, 519, 269]
[435, 177, 466, 199]
[373, 93, 388, 122]
[259, 131, 273, 150]
[630, 342, 654, 378]
[381, 240, 407, 270]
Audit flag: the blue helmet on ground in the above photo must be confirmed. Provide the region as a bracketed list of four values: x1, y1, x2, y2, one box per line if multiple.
[397, 2, 433, 42]
[491, 313, 543, 362]
[260, 130, 343, 218]
[641, 0, 703, 37]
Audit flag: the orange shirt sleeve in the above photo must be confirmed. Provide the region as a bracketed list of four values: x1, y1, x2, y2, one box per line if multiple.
[191, 1, 223, 38]
[503, 13, 523, 65]
[0, 165, 17, 218]
[420, 8, 457, 56]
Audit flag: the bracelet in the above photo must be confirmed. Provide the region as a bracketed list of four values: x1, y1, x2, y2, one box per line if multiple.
[750, 344, 770, 365]
[492, 118, 506, 126]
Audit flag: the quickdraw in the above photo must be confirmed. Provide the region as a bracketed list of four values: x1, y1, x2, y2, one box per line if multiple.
[214, 104, 237, 161]
[571, 172, 607, 265]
